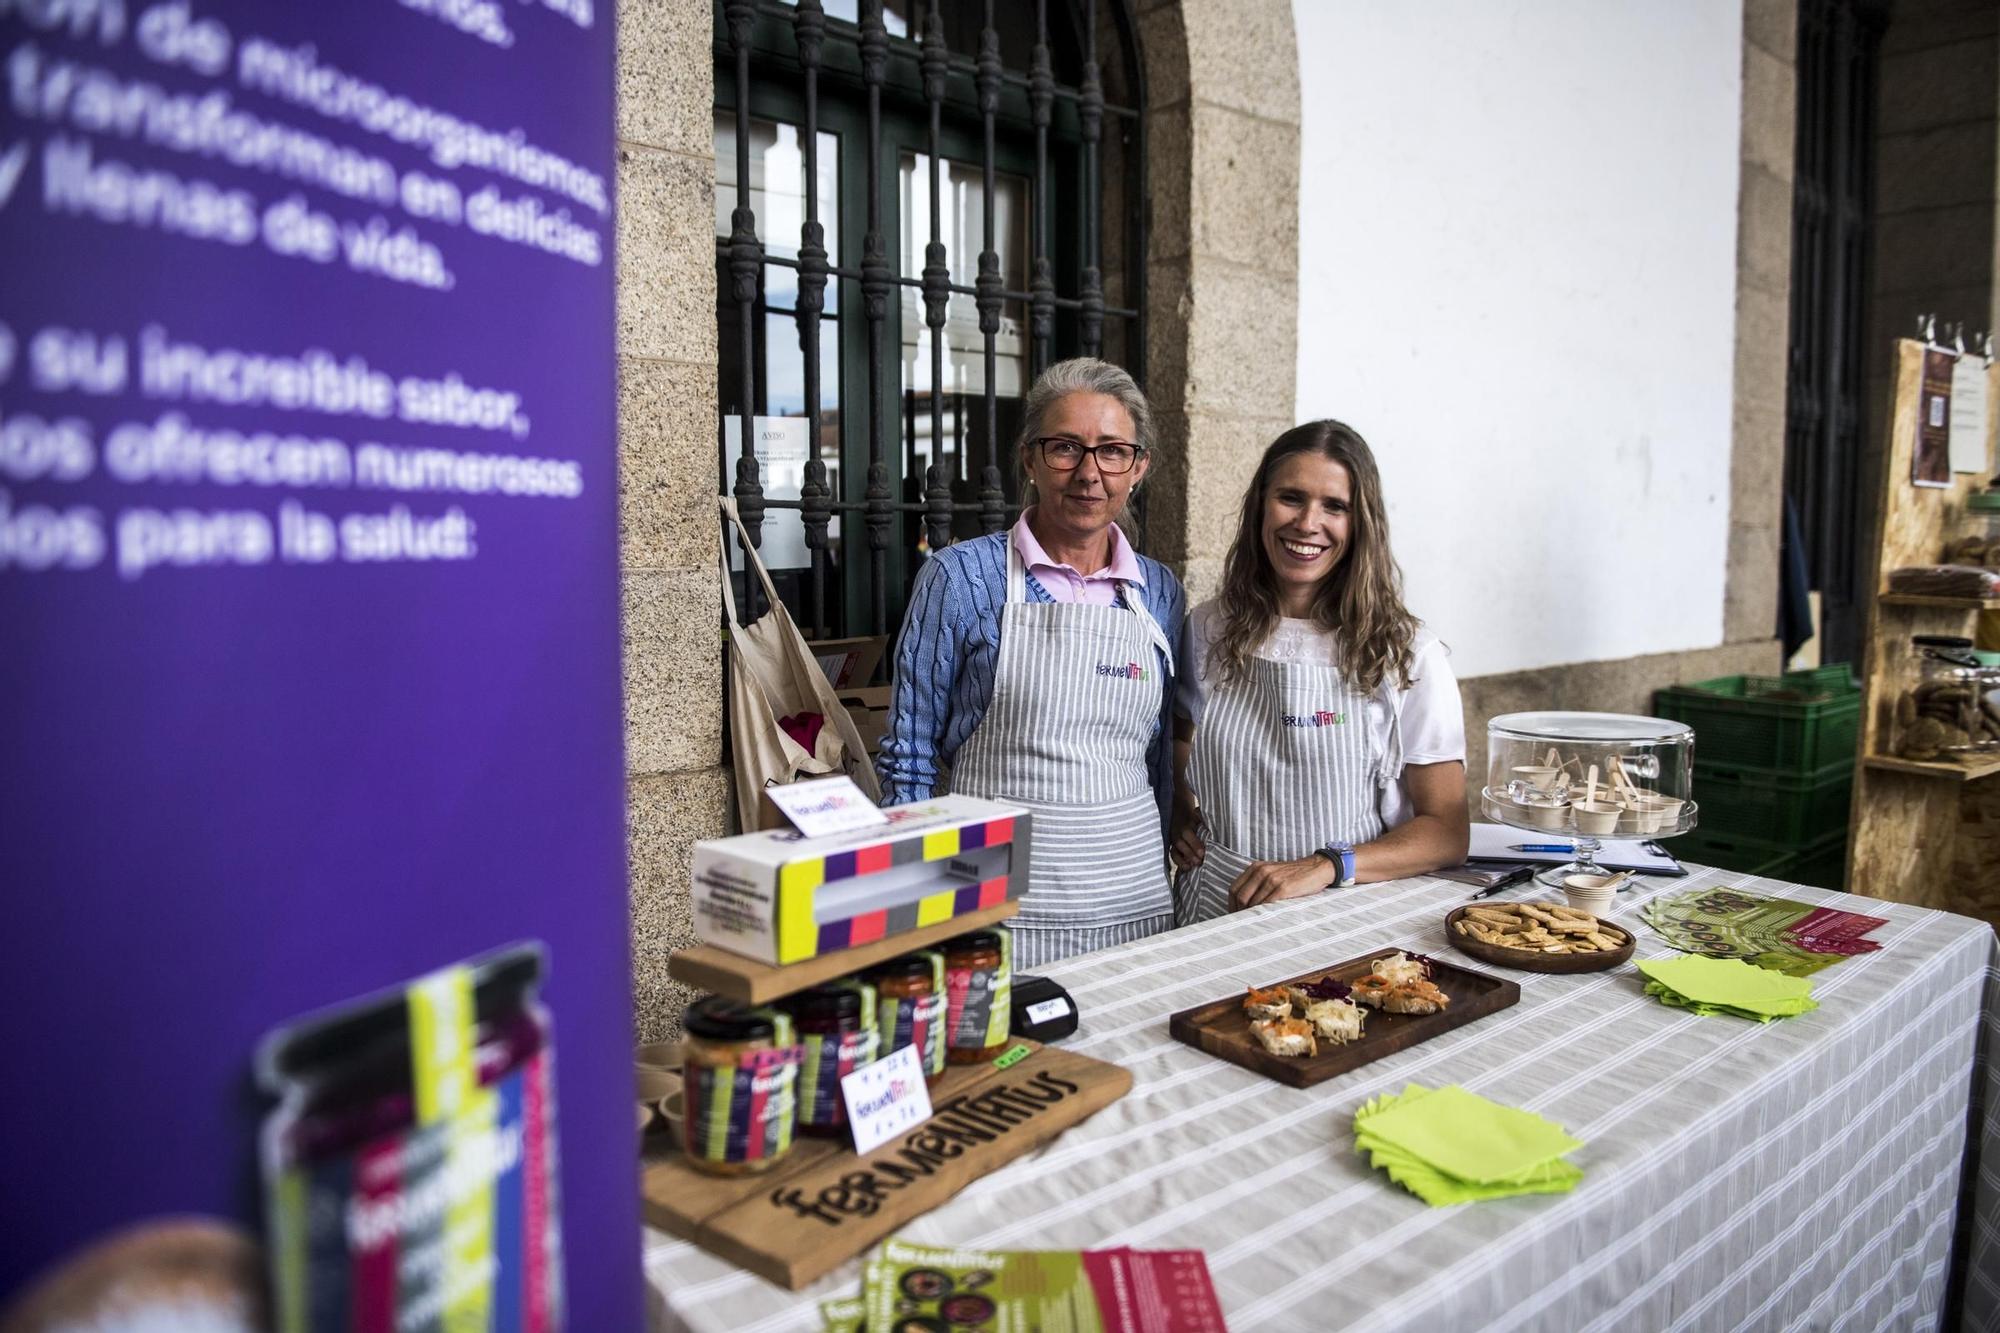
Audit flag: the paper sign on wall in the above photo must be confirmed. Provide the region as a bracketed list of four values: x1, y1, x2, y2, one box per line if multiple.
[1914, 348, 1955, 487]
[840, 1043, 933, 1155]
[765, 775, 889, 838]
[1950, 355, 1991, 474]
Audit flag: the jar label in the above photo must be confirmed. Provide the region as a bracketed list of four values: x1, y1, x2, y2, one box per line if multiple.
[684, 1047, 803, 1164]
[270, 1046, 562, 1333]
[945, 929, 1012, 1051]
[875, 991, 946, 1078]
[798, 1027, 881, 1128]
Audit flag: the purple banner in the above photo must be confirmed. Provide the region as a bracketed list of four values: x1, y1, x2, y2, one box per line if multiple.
[0, 1, 637, 1326]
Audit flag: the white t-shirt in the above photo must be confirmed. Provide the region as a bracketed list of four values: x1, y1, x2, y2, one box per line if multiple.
[1177, 601, 1466, 829]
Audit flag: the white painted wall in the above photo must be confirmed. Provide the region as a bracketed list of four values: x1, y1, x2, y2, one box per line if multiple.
[1293, 0, 1745, 680]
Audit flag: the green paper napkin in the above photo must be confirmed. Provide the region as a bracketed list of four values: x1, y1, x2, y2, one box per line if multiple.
[1638, 955, 1818, 1021]
[1357, 1083, 1583, 1183]
[1353, 1085, 1583, 1206]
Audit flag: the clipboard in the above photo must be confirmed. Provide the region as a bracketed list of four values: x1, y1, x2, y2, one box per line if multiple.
[1464, 823, 1686, 876]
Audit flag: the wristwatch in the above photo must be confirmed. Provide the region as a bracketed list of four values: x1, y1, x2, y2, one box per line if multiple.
[1317, 840, 1358, 888]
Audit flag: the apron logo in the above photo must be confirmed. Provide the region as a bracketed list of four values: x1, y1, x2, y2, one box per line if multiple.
[1282, 709, 1346, 728]
[1095, 661, 1150, 681]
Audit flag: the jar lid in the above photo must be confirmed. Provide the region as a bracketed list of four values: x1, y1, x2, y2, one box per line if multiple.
[1967, 491, 2000, 512]
[683, 996, 775, 1041]
[1913, 634, 1974, 648]
[257, 942, 543, 1090]
[947, 930, 1004, 953]
[866, 955, 935, 982]
[781, 983, 862, 1020]
[1487, 711, 1691, 744]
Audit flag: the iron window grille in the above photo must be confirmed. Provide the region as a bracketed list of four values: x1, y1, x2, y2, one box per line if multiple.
[1784, 0, 1882, 667]
[714, 0, 1149, 638]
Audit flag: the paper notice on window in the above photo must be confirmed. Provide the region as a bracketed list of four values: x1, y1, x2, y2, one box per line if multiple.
[1950, 355, 1991, 474]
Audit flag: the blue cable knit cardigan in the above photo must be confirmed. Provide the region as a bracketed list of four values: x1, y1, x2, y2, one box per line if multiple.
[875, 529, 1186, 816]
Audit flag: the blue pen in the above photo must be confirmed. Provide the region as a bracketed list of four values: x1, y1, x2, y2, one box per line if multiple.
[1509, 843, 1576, 853]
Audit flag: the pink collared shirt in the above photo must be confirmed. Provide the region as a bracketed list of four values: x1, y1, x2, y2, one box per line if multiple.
[1011, 509, 1147, 606]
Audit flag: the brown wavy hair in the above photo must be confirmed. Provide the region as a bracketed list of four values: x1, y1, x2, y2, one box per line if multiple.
[1209, 420, 1419, 693]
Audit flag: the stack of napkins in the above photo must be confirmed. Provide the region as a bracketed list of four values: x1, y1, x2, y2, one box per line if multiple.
[1353, 1084, 1583, 1206]
[1638, 954, 1818, 1021]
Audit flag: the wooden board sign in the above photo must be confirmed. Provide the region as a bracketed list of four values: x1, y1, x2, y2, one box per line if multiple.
[641, 1041, 1130, 1289]
[1167, 950, 1519, 1089]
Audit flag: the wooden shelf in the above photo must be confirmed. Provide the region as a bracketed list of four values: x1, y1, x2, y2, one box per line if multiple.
[1877, 593, 2000, 610]
[1864, 753, 2000, 781]
[667, 900, 1019, 1004]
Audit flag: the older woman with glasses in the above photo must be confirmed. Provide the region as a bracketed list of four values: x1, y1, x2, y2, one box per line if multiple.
[877, 357, 1185, 969]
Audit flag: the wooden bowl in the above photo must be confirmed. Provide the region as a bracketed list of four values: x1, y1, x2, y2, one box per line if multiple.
[1443, 904, 1636, 974]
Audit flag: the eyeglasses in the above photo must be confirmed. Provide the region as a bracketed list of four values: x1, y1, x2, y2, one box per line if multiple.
[1034, 437, 1145, 474]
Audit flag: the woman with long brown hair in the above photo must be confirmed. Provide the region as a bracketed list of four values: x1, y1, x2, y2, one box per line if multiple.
[1169, 420, 1468, 921]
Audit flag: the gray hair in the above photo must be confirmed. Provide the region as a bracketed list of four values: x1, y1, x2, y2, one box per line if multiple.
[1014, 357, 1155, 495]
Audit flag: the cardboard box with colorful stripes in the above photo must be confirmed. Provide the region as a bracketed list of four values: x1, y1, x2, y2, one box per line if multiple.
[691, 795, 1033, 965]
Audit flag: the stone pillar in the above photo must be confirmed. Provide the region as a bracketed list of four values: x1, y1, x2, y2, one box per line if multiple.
[1139, 0, 1302, 603]
[1729, 0, 1799, 646]
[617, 1, 730, 1042]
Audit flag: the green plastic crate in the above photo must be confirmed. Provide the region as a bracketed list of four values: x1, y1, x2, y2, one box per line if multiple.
[1786, 831, 1848, 892]
[1667, 828, 1796, 877]
[1687, 764, 1852, 846]
[1654, 665, 1859, 778]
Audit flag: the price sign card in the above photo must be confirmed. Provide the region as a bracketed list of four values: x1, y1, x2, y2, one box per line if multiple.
[767, 775, 890, 839]
[840, 1043, 932, 1155]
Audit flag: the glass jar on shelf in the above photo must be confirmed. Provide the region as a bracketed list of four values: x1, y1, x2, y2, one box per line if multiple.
[1481, 712, 1697, 889]
[1892, 636, 2000, 758]
[1943, 491, 2000, 568]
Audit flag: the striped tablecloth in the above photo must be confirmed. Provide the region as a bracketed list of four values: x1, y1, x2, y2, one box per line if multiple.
[644, 865, 2000, 1332]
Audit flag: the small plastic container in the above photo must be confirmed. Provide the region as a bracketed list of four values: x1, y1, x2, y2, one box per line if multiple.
[943, 928, 1014, 1065]
[680, 996, 803, 1176]
[1943, 491, 2000, 568]
[1892, 636, 2000, 758]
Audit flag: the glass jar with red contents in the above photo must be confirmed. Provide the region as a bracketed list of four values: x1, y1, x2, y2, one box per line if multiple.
[866, 953, 947, 1083]
[256, 943, 562, 1329]
[943, 927, 1013, 1064]
[782, 980, 880, 1137]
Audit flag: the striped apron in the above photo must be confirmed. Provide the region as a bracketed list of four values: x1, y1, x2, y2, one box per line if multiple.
[949, 540, 1176, 970]
[1176, 652, 1399, 924]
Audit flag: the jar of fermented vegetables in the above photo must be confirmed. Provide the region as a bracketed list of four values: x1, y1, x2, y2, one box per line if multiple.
[680, 996, 803, 1176]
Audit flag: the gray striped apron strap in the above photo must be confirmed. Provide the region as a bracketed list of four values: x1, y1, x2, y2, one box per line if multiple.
[948, 536, 1174, 962]
[1183, 653, 1386, 925]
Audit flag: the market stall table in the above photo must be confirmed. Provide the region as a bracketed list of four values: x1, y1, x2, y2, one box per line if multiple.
[643, 866, 2000, 1332]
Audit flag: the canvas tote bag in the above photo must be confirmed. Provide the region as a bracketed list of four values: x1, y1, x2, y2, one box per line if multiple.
[719, 496, 882, 829]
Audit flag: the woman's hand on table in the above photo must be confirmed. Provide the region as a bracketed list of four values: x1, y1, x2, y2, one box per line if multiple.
[1169, 790, 1206, 870]
[1228, 856, 1333, 910]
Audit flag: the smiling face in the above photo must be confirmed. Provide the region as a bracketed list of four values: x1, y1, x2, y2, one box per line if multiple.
[1259, 450, 1353, 616]
[1019, 391, 1148, 553]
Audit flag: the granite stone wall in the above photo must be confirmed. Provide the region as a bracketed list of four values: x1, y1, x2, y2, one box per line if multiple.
[617, 0, 728, 1042]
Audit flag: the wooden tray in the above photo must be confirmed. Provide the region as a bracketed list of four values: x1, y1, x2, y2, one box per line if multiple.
[667, 901, 1019, 1004]
[641, 1040, 1130, 1289]
[1166, 950, 1519, 1089]
[1443, 904, 1636, 974]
